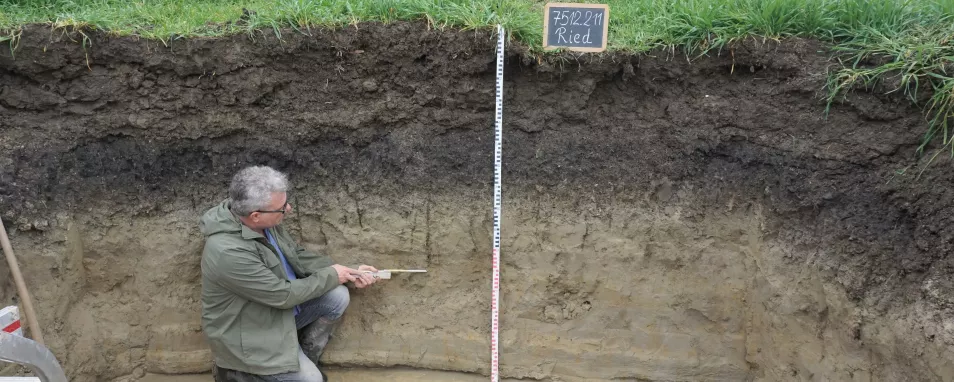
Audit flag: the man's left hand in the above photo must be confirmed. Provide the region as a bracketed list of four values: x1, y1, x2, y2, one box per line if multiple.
[354, 265, 379, 288]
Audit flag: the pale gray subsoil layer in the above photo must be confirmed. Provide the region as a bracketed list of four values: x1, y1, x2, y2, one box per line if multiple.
[139, 368, 514, 382]
[1, 22, 954, 381]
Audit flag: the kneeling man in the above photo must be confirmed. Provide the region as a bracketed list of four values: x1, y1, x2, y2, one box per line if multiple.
[200, 165, 377, 382]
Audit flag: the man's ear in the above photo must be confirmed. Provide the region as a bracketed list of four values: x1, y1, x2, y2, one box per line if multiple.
[248, 212, 260, 222]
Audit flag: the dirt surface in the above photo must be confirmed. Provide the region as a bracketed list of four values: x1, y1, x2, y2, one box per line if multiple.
[1, 21, 954, 381]
[139, 368, 521, 382]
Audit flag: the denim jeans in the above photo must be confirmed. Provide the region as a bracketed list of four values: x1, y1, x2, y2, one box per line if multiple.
[214, 285, 350, 382]
[294, 285, 350, 330]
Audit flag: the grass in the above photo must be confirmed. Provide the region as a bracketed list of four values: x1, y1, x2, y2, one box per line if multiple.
[0, 1, 543, 43]
[0, 0, 953, 167]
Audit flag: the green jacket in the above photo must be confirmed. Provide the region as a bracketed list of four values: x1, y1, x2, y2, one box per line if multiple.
[199, 198, 339, 375]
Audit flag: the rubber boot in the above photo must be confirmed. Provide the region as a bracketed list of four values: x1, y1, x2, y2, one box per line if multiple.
[299, 317, 341, 380]
[213, 363, 269, 382]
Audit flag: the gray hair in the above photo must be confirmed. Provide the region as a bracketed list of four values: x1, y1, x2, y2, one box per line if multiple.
[228, 165, 289, 216]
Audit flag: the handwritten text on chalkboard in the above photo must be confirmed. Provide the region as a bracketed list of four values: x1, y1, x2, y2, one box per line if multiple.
[544, 3, 609, 52]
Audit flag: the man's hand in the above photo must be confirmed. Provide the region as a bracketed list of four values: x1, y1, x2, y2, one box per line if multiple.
[331, 264, 359, 284]
[358, 265, 378, 273]
[354, 265, 379, 289]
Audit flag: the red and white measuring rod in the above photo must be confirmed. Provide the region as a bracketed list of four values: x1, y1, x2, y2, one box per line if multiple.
[490, 24, 505, 382]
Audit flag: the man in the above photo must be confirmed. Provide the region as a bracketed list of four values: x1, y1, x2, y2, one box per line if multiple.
[200, 165, 377, 382]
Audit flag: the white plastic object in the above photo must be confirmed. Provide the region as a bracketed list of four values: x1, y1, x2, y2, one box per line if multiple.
[362, 269, 427, 279]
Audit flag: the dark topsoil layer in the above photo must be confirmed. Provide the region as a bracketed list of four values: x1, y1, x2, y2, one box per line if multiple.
[1, 22, 953, 332]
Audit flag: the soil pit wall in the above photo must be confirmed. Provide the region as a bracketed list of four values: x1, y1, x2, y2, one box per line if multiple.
[1, 23, 954, 381]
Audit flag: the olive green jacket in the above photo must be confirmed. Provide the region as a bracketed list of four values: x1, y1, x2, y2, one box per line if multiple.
[199, 198, 339, 375]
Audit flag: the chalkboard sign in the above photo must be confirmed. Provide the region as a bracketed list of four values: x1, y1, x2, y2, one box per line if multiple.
[543, 3, 609, 52]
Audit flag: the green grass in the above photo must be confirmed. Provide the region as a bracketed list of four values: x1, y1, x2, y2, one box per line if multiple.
[1, 0, 953, 167]
[0, 1, 543, 43]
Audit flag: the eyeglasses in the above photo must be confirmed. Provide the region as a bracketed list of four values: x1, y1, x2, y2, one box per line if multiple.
[256, 198, 290, 214]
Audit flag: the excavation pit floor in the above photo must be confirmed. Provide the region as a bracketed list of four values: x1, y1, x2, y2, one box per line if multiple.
[140, 369, 515, 382]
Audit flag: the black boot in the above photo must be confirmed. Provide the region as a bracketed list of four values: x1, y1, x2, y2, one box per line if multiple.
[299, 317, 342, 377]
[212, 363, 270, 382]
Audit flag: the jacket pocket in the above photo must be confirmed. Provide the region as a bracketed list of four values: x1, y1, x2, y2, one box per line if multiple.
[239, 304, 287, 367]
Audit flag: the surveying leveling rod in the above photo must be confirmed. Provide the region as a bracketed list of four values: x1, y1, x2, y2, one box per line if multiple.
[490, 23, 505, 382]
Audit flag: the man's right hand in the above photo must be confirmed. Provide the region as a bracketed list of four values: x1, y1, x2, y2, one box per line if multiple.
[331, 264, 359, 284]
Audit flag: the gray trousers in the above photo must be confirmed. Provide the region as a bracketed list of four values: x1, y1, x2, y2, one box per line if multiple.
[214, 285, 350, 382]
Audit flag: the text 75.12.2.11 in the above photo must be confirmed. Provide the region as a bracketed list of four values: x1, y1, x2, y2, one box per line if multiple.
[543, 3, 609, 53]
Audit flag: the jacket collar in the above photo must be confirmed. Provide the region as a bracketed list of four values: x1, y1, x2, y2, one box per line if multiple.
[225, 204, 265, 240]
[241, 223, 265, 240]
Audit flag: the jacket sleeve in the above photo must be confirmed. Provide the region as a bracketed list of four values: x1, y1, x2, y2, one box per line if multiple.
[211, 246, 339, 309]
